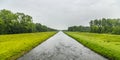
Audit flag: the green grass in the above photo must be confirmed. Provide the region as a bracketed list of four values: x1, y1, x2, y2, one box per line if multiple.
[0, 32, 56, 60]
[65, 32, 120, 60]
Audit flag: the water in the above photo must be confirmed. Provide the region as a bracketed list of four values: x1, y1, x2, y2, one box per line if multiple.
[18, 31, 108, 60]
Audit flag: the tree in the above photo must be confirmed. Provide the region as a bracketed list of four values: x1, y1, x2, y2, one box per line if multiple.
[68, 25, 90, 32]
[89, 18, 120, 34]
[0, 9, 18, 34]
[0, 9, 56, 35]
[112, 26, 120, 34]
[16, 13, 36, 33]
[0, 18, 5, 34]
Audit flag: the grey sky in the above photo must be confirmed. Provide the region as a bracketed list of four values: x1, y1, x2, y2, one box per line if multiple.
[0, 0, 120, 30]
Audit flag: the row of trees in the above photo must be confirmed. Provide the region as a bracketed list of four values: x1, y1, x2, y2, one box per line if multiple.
[68, 26, 90, 32]
[0, 9, 56, 34]
[67, 18, 120, 35]
[90, 18, 120, 34]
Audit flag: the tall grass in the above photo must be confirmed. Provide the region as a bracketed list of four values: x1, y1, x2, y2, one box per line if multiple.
[0, 32, 56, 60]
[65, 32, 120, 60]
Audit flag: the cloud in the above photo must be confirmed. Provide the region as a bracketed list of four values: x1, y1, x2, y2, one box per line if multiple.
[0, 0, 120, 30]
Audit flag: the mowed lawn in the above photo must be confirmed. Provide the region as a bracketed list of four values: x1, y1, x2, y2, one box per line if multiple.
[65, 32, 120, 60]
[0, 32, 56, 60]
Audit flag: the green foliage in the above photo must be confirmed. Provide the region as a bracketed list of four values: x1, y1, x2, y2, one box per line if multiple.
[68, 25, 90, 32]
[0, 17, 5, 34]
[35, 23, 56, 32]
[16, 13, 35, 33]
[65, 32, 120, 60]
[0, 9, 56, 34]
[0, 9, 18, 34]
[90, 18, 120, 34]
[112, 26, 120, 34]
[0, 32, 56, 60]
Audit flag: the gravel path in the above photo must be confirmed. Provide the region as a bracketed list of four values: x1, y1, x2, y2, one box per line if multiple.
[18, 31, 108, 60]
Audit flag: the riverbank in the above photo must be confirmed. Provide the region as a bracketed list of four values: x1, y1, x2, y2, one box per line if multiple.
[0, 32, 56, 60]
[65, 32, 120, 60]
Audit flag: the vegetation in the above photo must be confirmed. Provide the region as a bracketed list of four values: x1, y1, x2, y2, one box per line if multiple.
[35, 23, 56, 32]
[90, 18, 120, 34]
[65, 32, 120, 60]
[0, 32, 56, 60]
[68, 25, 90, 32]
[0, 9, 56, 34]
[0, 9, 57, 60]
[68, 18, 120, 35]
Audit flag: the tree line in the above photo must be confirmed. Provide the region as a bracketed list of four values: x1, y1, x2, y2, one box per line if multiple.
[68, 26, 90, 32]
[90, 18, 120, 34]
[68, 18, 120, 35]
[0, 9, 56, 34]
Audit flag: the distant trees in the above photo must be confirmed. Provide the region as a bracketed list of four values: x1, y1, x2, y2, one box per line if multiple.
[35, 23, 56, 32]
[0, 9, 56, 34]
[90, 18, 120, 34]
[67, 18, 120, 35]
[68, 26, 90, 32]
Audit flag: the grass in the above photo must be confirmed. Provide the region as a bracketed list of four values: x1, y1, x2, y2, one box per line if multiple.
[65, 32, 120, 60]
[0, 32, 56, 60]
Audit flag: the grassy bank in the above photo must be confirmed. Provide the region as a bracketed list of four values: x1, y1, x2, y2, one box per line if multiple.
[0, 32, 56, 60]
[65, 32, 120, 60]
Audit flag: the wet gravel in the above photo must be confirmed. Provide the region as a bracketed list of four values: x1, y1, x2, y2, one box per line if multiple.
[18, 31, 108, 60]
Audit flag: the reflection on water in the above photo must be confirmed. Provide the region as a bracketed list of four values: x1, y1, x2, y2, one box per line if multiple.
[18, 31, 108, 60]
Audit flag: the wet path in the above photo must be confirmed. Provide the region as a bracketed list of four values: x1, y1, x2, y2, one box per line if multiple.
[18, 31, 108, 60]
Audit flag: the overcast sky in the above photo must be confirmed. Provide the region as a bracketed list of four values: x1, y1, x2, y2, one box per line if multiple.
[0, 0, 120, 30]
